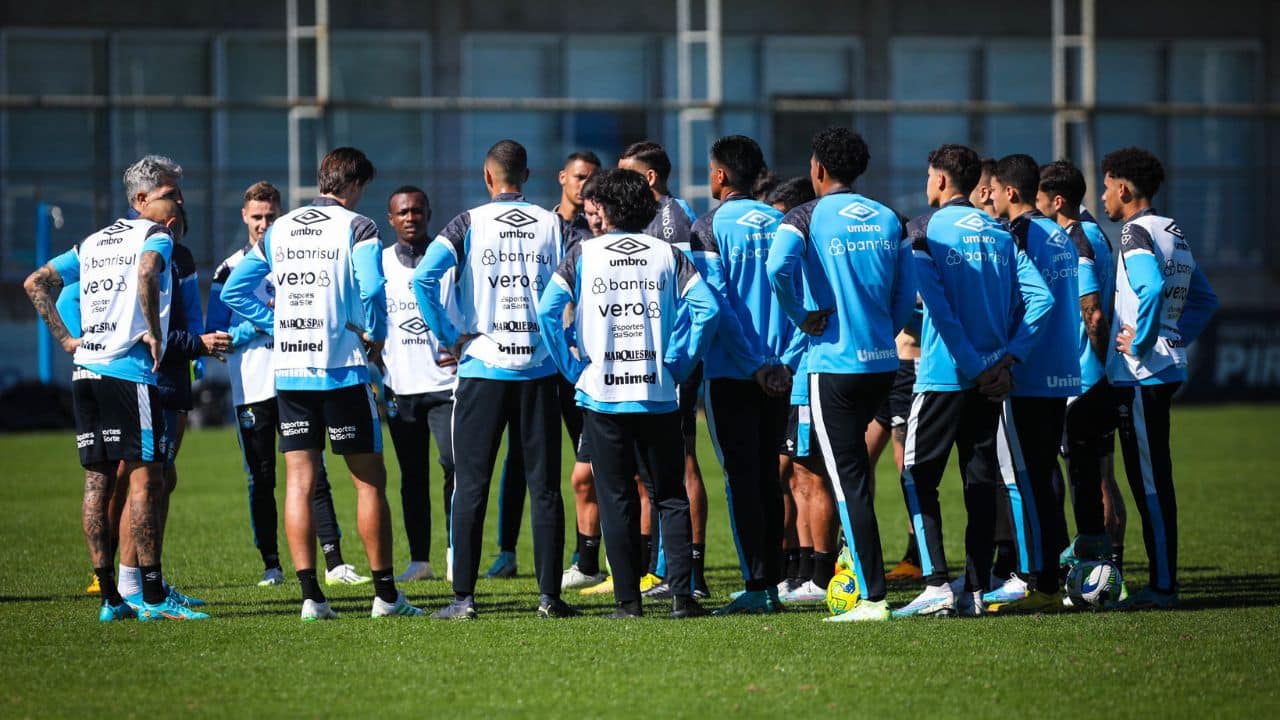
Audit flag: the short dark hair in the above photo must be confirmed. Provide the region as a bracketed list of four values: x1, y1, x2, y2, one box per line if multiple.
[619, 141, 672, 183]
[710, 135, 766, 193]
[388, 184, 430, 212]
[581, 168, 659, 233]
[994, 154, 1041, 204]
[1038, 160, 1086, 210]
[766, 176, 816, 213]
[318, 147, 376, 195]
[811, 126, 870, 185]
[243, 181, 281, 206]
[927, 144, 982, 195]
[979, 157, 997, 178]
[486, 139, 528, 185]
[1101, 146, 1164, 199]
[565, 150, 601, 168]
[752, 170, 780, 201]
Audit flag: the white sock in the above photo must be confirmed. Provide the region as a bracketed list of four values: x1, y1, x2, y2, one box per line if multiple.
[117, 564, 141, 597]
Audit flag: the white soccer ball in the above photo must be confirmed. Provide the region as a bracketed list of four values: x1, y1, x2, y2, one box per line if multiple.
[1066, 560, 1123, 609]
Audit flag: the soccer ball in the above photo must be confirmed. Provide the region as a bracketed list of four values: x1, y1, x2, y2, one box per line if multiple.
[825, 569, 860, 615]
[1066, 560, 1124, 609]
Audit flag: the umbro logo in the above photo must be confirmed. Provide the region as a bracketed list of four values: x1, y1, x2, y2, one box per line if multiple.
[837, 201, 877, 223]
[495, 208, 537, 229]
[736, 209, 776, 229]
[294, 208, 331, 226]
[398, 317, 428, 336]
[1165, 221, 1183, 238]
[605, 237, 648, 256]
[954, 212, 988, 232]
[1047, 229, 1069, 248]
[104, 221, 132, 235]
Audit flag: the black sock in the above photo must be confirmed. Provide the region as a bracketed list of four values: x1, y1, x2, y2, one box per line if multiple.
[905, 533, 920, 565]
[371, 567, 397, 604]
[812, 551, 837, 589]
[578, 533, 601, 576]
[641, 534, 653, 574]
[691, 543, 706, 587]
[322, 542, 344, 572]
[262, 553, 282, 571]
[140, 564, 165, 605]
[797, 547, 814, 582]
[993, 541, 1015, 579]
[95, 567, 122, 605]
[785, 549, 800, 581]
[297, 569, 326, 603]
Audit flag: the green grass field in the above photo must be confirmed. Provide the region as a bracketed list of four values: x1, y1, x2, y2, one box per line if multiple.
[2, 405, 1278, 718]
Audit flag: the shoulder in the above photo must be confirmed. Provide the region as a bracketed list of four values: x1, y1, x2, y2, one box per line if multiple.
[1065, 223, 1095, 260]
[1119, 219, 1155, 253]
[349, 213, 379, 242]
[780, 198, 821, 232]
[211, 247, 247, 283]
[170, 242, 196, 275]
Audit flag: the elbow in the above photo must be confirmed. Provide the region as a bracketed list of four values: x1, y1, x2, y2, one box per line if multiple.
[22, 273, 40, 297]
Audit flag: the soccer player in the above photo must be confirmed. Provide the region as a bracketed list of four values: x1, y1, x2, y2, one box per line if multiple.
[1100, 147, 1218, 609]
[414, 139, 573, 620]
[769, 127, 915, 622]
[380, 185, 458, 582]
[690, 135, 792, 615]
[537, 168, 720, 618]
[981, 154, 1081, 612]
[221, 147, 421, 620]
[892, 144, 1054, 618]
[617, 140, 710, 599]
[1035, 161, 1125, 568]
[26, 196, 207, 621]
[207, 181, 350, 587]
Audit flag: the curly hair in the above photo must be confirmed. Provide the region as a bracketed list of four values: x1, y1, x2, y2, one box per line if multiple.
[581, 168, 659, 233]
[927, 144, 981, 196]
[811, 126, 870, 185]
[1101, 146, 1164, 199]
[994, 154, 1040, 204]
[1038, 160, 1086, 210]
[765, 176, 816, 213]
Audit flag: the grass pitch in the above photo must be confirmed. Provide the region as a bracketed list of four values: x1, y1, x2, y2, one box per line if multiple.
[1, 405, 1278, 718]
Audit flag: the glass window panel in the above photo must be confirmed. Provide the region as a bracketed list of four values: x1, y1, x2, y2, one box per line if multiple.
[223, 110, 288, 172]
[891, 39, 974, 101]
[222, 35, 287, 99]
[1169, 44, 1257, 104]
[566, 37, 649, 101]
[1096, 41, 1161, 104]
[113, 34, 210, 95]
[5, 35, 105, 94]
[763, 39, 853, 96]
[465, 36, 558, 97]
[332, 34, 426, 99]
[984, 40, 1051, 103]
[984, 114, 1052, 161]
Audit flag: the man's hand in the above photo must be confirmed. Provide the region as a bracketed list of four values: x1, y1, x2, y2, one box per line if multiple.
[450, 333, 480, 360]
[754, 364, 791, 397]
[141, 332, 163, 373]
[1115, 323, 1136, 356]
[435, 350, 458, 369]
[200, 331, 232, 360]
[60, 336, 80, 354]
[976, 353, 1015, 402]
[360, 332, 385, 370]
[799, 308, 835, 337]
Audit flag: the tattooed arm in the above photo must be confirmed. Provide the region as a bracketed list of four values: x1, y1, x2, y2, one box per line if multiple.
[24, 263, 79, 353]
[138, 249, 167, 372]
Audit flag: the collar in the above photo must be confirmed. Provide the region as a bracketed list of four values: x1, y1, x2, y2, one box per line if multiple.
[495, 192, 525, 203]
[720, 191, 751, 202]
[312, 196, 342, 207]
[943, 196, 973, 208]
[824, 187, 854, 197]
[1008, 208, 1043, 233]
[394, 239, 428, 267]
[1124, 207, 1155, 223]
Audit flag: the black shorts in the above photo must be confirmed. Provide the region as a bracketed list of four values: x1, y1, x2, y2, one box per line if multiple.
[874, 357, 918, 430]
[678, 361, 703, 438]
[780, 404, 815, 458]
[277, 384, 381, 455]
[72, 367, 166, 468]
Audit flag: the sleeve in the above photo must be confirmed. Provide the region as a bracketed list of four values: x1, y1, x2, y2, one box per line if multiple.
[1007, 249, 1056, 363]
[47, 247, 81, 284]
[1069, 225, 1100, 297]
[537, 249, 588, 383]
[1118, 223, 1163, 357]
[911, 228, 990, 379]
[768, 205, 812, 328]
[414, 236, 463, 348]
[780, 326, 807, 372]
[158, 244, 206, 361]
[140, 226, 173, 269]
[350, 216, 387, 342]
[889, 216, 916, 333]
[220, 239, 275, 336]
[1177, 266, 1219, 347]
[436, 212, 472, 266]
[691, 214, 767, 374]
[56, 283, 82, 339]
[205, 260, 233, 334]
[666, 247, 720, 382]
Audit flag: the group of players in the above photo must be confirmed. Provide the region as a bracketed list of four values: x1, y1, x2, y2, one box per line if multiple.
[26, 123, 1217, 623]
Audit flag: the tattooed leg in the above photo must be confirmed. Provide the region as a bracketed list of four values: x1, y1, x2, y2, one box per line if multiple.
[125, 461, 165, 567]
[82, 463, 117, 569]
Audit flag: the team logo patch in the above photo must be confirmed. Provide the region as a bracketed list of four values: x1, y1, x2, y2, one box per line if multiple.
[946, 248, 964, 266]
[828, 238, 847, 256]
[1165, 221, 1183, 238]
[1047, 228, 1069, 248]
[103, 221, 132, 235]
[605, 237, 649, 256]
[494, 208, 537, 228]
[238, 408, 255, 429]
[735, 209, 776, 229]
[837, 201, 878, 222]
[293, 208, 331, 226]
[953, 212, 988, 233]
[398, 317, 428, 336]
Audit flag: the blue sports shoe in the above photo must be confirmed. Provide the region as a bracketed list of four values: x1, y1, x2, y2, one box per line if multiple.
[982, 574, 1030, 605]
[484, 551, 518, 579]
[98, 601, 137, 623]
[166, 585, 206, 607]
[137, 597, 210, 621]
[712, 589, 776, 616]
[891, 583, 955, 618]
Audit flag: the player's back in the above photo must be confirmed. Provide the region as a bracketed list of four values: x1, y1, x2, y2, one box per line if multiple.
[1009, 212, 1080, 397]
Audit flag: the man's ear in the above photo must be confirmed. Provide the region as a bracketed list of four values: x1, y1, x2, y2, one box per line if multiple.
[520, 168, 531, 185]
[646, 168, 658, 188]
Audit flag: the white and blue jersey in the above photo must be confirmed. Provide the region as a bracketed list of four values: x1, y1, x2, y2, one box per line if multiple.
[1106, 208, 1218, 386]
[1007, 211, 1081, 397]
[1067, 220, 1115, 392]
[768, 189, 915, 375]
[689, 193, 788, 379]
[907, 199, 1054, 392]
[537, 231, 719, 414]
[49, 218, 174, 385]
[413, 192, 563, 382]
[219, 197, 387, 392]
[208, 244, 277, 406]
